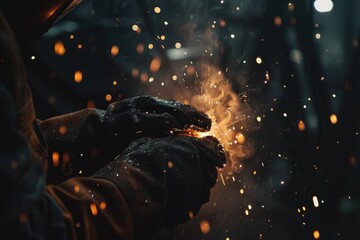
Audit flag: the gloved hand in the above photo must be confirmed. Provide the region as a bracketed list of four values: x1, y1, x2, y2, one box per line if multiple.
[101, 95, 211, 151]
[93, 135, 226, 238]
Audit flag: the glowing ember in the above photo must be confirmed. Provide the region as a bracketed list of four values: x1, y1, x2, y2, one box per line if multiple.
[90, 203, 98, 216]
[199, 220, 211, 234]
[111, 45, 119, 56]
[54, 41, 66, 55]
[150, 57, 162, 73]
[59, 125, 67, 135]
[74, 70, 83, 83]
[313, 230, 320, 239]
[235, 132, 246, 144]
[330, 114, 338, 124]
[172, 128, 211, 138]
[74, 185, 80, 193]
[100, 201, 107, 210]
[298, 120, 306, 131]
[312, 196, 319, 208]
[52, 152, 60, 167]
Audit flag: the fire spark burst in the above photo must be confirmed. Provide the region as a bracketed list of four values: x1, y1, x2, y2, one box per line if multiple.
[186, 64, 254, 173]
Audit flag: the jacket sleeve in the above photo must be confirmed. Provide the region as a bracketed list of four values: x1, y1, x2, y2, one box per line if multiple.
[1, 9, 66, 238]
[37, 108, 113, 185]
[46, 177, 136, 240]
[45, 148, 167, 240]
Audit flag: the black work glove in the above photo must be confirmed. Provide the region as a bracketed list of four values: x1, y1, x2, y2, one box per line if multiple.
[93, 135, 226, 238]
[101, 95, 211, 151]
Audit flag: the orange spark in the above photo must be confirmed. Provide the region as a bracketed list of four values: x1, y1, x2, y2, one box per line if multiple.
[59, 125, 67, 135]
[90, 203, 98, 216]
[274, 16, 282, 26]
[200, 220, 210, 234]
[52, 152, 60, 167]
[74, 71, 83, 83]
[298, 120, 306, 131]
[330, 114, 338, 124]
[172, 128, 211, 138]
[54, 41, 66, 55]
[111, 45, 119, 56]
[313, 230, 320, 239]
[74, 185, 80, 193]
[235, 132, 246, 144]
[100, 201, 107, 210]
[150, 57, 162, 73]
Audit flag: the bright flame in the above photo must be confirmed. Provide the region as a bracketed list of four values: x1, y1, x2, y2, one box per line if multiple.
[190, 64, 253, 172]
[172, 128, 211, 138]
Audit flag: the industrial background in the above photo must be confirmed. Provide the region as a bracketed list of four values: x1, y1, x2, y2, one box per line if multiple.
[22, 0, 359, 239]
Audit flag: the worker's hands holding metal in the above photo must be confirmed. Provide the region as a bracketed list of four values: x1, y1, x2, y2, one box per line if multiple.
[98, 95, 226, 230]
[40, 94, 226, 232]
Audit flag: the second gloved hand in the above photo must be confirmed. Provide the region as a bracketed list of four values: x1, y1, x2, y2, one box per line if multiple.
[93, 135, 226, 238]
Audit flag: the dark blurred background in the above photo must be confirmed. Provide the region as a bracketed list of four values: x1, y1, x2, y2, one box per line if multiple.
[23, 0, 360, 239]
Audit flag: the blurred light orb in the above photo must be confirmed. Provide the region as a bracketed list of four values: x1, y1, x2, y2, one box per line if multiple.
[314, 0, 333, 12]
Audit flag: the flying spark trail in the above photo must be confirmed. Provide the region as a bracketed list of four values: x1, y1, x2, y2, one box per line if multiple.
[188, 63, 255, 174]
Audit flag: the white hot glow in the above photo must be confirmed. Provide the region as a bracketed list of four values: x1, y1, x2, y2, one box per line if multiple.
[314, 0, 333, 13]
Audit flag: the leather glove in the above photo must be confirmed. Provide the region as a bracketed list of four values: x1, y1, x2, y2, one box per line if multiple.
[101, 95, 211, 151]
[93, 135, 226, 238]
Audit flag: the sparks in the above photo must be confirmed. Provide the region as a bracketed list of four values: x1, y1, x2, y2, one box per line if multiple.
[172, 128, 212, 138]
[190, 64, 253, 172]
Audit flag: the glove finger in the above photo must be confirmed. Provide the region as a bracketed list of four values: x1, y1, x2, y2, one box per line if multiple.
[104, 106, 181, 141]
[107, 95, 159, 114]
[106, 99, 133, 113]
[196, 152, 219, 188]
[138, 99, 212, 131]
[191, 187, 210, 216]
[112, 95, 212, 130]
[135, 112, 181, 136]
[160, 99, 212, 130]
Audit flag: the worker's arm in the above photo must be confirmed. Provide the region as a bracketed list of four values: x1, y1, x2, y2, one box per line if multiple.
[0, 80, 42, 238]
[0, 9, 66, 238]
